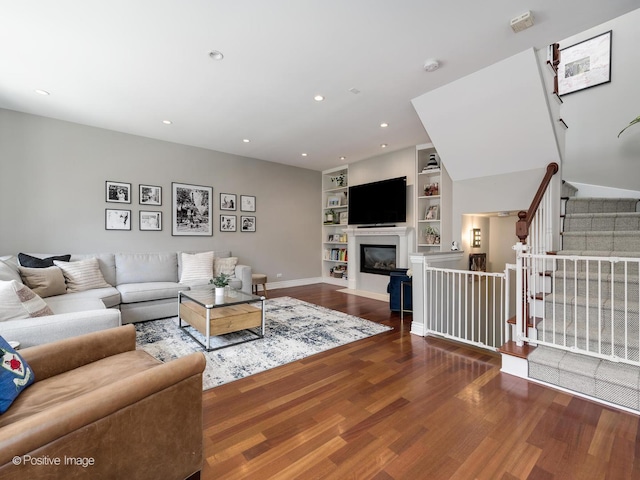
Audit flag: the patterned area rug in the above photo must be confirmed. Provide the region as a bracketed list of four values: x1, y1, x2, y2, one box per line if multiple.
[135, 296, 392, 390]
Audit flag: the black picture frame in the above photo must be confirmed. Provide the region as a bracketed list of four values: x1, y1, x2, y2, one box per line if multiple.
[139, 184, 162, 205]
[240, 195, 256, 212]
[172, 182, 213, 236]
[240, 215, 256, 232]
[106, 181, 132, 204]
[220, 193, 237, 211]
[220, 214, 237, 232]
[105, 209, 131, 230]
[558, 30, 612, 96]
[140, 210, 162, 231]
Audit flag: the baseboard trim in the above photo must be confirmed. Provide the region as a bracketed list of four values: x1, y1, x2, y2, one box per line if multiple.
[266, 277, 323, 291]
[337, 288, 389, 302]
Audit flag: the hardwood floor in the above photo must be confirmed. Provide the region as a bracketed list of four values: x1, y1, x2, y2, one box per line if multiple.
[201, 284, 640, 480]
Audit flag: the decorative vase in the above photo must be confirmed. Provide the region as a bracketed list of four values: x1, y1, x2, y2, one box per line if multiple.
[425, 234, 436, 245]
[215, 286, 225, 297]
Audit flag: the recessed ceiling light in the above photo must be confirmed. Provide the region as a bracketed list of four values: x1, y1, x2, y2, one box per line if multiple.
[380, 122, 388, 128]
[243, 138, 250, 143]
[301, 153, 308, 157]
[339, 156, 346, 161]
[208, 50, 224, 61]
[423, 59, 440, 72]
[162, 120, 172, 125]
[34, 89, 50, 96]
[314, 95, 324, 102]
[380, 144, 388, 148]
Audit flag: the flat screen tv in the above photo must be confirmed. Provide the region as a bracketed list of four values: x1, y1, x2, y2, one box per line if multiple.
[348, 176, 406, 225]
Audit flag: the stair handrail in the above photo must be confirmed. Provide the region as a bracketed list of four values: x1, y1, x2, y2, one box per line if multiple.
[515, 162, 559, 244]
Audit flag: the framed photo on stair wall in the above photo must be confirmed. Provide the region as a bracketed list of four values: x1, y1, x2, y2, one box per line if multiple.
[172, 182, 213, 236]
[557, 30, 612, 96]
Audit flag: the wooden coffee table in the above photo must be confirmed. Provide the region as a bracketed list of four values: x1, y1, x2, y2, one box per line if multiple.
[178, 288, 265, 351]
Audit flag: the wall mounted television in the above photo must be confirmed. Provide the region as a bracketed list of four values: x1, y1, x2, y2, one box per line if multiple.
[347, 176, 407, 226]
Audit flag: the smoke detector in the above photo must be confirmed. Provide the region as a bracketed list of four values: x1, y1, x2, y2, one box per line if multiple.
[423, 59, 439, 72]
[510, 11, 534, 33]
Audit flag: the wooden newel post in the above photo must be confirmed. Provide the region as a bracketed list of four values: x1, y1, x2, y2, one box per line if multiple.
[516, 211, 529, 244]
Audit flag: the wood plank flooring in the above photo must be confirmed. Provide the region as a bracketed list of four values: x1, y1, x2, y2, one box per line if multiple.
[201, 284, 640, 479]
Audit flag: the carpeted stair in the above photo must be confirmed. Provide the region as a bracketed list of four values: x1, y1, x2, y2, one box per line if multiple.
[528, 195, 640, 410]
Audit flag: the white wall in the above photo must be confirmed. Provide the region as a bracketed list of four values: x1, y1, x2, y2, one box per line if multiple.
[0, 109, 321, 283]
[561, 8, 640, 191]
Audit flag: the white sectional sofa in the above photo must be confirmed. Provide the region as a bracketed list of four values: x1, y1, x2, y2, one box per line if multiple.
[0, 251, 252, 347]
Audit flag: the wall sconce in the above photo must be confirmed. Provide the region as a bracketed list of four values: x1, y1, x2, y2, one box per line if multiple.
[471, 228, 481, 248]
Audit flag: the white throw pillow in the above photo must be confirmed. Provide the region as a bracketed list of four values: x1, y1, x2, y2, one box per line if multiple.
[19, 266, 67, 298]
[0, 280, 54, 322]
[53, 258, 111, 293]
[180, 251, 214, 286]
[214, 256, 238, 277]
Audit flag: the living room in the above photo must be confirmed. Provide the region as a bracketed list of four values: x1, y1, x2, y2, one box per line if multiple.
[2, 2, 640, 479]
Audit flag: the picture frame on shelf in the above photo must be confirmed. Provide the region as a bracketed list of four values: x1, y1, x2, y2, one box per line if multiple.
[220, 193, 236, 211]
[139, 211, 162, 231]
[558, 30, 612, 96]
[241, 215, 256, 232]
[105, 209, 131, 230]
[171, 182, 213, 236]
[220, 214, 236, 232]
[106, 181, 131, 204]
[139, 184, 162, 205]
[425, 205, 439, 220]
[339, 211, 348, 224]
[327, 196, 341, 207]
[240, 195, 256, 212]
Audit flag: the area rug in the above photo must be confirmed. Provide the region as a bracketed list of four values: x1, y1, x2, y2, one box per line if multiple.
[135, 296, 392, 390]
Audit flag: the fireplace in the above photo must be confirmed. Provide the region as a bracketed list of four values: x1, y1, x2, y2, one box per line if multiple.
[360, 244, 397, 276]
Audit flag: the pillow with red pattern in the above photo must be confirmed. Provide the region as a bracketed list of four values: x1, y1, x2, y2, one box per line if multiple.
[0, 336, 34, 413]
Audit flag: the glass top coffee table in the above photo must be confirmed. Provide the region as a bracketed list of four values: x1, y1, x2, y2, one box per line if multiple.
[178, 288, 265, 351]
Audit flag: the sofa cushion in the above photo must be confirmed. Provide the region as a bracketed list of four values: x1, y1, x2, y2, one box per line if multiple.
[44, 295, 108, 314]
[214, 256, 238, 277]
[18, 253, 71, 268]
[54, 258, 111, 293]
[18, 266, 67, 298]
[0, 280, 54, 322]
[0, 336, 35, 414]
[71, 253, 117, 286]
[115, 252, 178, 285]
[116, 282, 185, 304]
[178, 250, 231, 279]
[0, 258, 21, 283]
[179, 251, 214, 286]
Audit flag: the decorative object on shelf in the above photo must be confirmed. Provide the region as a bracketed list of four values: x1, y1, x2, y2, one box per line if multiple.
[139, 211, 162, 231]
[324, 209, 336, 224]
[471, 228, 482, 248]
[423, 225, 440, 245]
[451, 241, 459, 251]
[241, 215, 256, 232]
[105, 209, 131, 230]
[330, 174, 347, 187]
[240, 195, 256, 212]
[330, 265, 347, 278]
[106, 181, 131, 204]
[557, 30, 612, 96]
[425, 205, 439, 220]
[469, 253, 486, 272]
[326, 195, 341, 207]
[423, 183, 439, 196]
[139, 184, 162, 205]
[220, 214, 236, 232]
[220, 193, 236, 211]
[618, 115, 640, 138]
[425, 153, 440, 170]
[172, 182, 213, 236]
[339, 211, 348, 224]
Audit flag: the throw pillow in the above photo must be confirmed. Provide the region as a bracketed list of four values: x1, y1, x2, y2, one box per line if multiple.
[53, 258, 110, 293]
[180, 251, 214, 285]
[0, 280, 54, 322]
[18, 253, 71, 268]
[214, 256, 238, 277]
[0, 335, 35, 413]
[18, 266, 67, 298]
[0, 259, 21, 283]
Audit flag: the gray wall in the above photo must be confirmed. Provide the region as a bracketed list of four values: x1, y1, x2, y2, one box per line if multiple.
[0, 109, 321, 283]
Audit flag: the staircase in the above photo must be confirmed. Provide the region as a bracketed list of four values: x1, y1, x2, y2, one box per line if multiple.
[528, 194, 640, 411]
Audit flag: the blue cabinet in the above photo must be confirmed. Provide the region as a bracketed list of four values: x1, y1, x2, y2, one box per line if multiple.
[387, 269, 412, 312]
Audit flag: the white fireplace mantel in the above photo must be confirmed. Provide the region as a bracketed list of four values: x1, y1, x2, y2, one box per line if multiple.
[343, 226, 413, 292]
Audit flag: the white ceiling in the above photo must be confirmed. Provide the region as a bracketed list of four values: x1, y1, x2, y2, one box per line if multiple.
[0, 1, 637, 172]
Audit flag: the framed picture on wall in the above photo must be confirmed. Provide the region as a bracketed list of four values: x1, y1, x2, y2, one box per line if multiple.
[139, 211, 162, 231]
[105, 209, 131, 230]
[220, 215, 236, 232]
[220, 193, 237, 211]
[139, 184, 162, 205]
[240, 216, 256, 232]
[171, 182, 213, 236]
[106, 181, 131, 203]
[240, 195, 256, 212]
[557, 30, 612, 96]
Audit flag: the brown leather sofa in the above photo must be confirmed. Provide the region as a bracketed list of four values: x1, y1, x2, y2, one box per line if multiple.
[0, 325, 205, 479]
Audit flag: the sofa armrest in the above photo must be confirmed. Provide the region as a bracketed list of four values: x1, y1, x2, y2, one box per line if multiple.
[235, 263, 252, 294]
[21, 324, 136, 382]
[0, 309, 121, 349]
[0, 351, 206, 476]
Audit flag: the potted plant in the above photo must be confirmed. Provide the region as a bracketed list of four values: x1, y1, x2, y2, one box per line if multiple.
[210, 273, 230, 296]
[618, 115, 640, 137]
[423, 225, 440, 245]
[325, 209, 336, 224]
